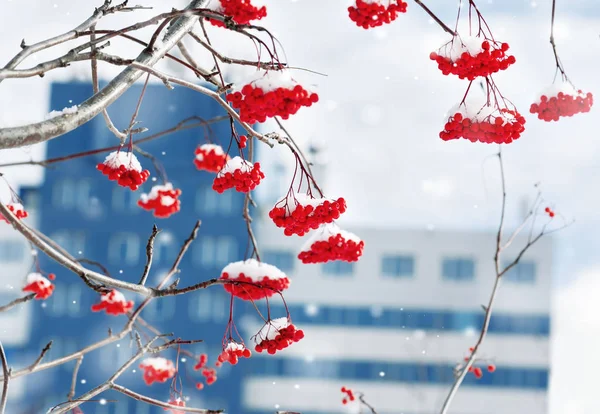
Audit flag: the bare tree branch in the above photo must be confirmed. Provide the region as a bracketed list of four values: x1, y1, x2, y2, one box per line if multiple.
[0, 0, 208, 150]
[67, 356, 84, 401]
[0, 293, 35, 313]
[0, 341, 9, 414]
[139, 225, 160, 286]
[111, 384, 223, 413]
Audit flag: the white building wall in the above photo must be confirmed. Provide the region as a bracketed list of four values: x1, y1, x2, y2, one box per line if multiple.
[245, 218, 552, 414]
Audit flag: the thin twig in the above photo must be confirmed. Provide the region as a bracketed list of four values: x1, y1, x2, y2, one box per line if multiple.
[0, 293, 35, 313]
[67, 356, 84, 401]
[139, 225, 160, 285]
[0, 341, 9, 414]
[413, 0, 457, 35]
[111, 384, 223, 413]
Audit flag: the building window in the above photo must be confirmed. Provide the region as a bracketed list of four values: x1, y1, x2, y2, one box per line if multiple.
[188, 290, 228, 322]
[51, 231, 86, 254]
[503, 261, 536, 283]
[0, 241, 25, 262]
[112, 186, 140, 212]
[108, 232, 140, 265]
[442, 258, 475, 281]
[153, 231, 178, 264]
[144, 297, 176, 321]
[52, 179, 93, 210]
[196, 187, 234, 216]
[262, 250, 295, 272]
[193, 236, 238, 268]
[381, 255, 414, 278]
[322, 261, 354, 276]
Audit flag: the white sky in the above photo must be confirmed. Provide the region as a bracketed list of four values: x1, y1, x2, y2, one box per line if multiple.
[0, 0, 599, 412]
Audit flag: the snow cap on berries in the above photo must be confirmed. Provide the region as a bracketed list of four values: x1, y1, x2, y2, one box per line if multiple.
[298, 223, 365, 264]
[212, 156, 264, 193]
[226, 70, 319, 124]
[22, 272, 55, 300]
[206, 0, 267, 26]
[194, 144, 230, 173]
[218, 341, 252, 365]
[139, 357, 177, 386]
[138, 183, 182, 218]
[90, 289, 134, 316]
[220, 258, 290, 300]
[530, 82, 593, 122]
[348, 0, 408, 29]
[96, 151, 150, 191]
[253, 317, 304, 355]
[164, 397, 186, 414]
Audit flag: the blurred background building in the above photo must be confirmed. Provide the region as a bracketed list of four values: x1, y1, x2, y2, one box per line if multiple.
[0, 81, 551, 414]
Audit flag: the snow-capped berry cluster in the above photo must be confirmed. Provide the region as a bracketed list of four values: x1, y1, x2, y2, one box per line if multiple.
[348, 0, 407, 29]
[22, 273, 55, 300]
[298, 224, 364, 264]
[90, 289, 134, 316]
[440, 101, 526, 144]
[430, 36, 516, 80]
[254, 318, 304, 355]
[194, 144, 230, 173]
[220, 259, 290, 300]
[164, 398, 186, 414]
[341, 386, 356, 405]
[226, 70, 319, 124]
[530, 83, 594, 122]
[544, 207, 556, 218]
[212, 156, 264, 193]
[139, 357, 177, 386]
[0, 202, 28, 222]
[97, 151, 150, 191]
[206, 0, 267, 26]
[218, 341, 252, 365]
[138, 183, 182, 218]
[269, 192, 347, 237]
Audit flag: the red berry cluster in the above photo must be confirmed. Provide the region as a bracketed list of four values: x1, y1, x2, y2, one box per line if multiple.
[254, 323, 304, 355]
[22, 273, 55, 300]
[97, 161, 150, 191]
[544, 207, 555, 218]
[139, 358, 177, 386]
[341, 386, 356, 405]
[468, 363, 496, 379]
[212, 160, 265, 193]
[194, 144, 230, 173]
[221, 271, 290, 300]
[90, 290, 134, 316]
[440, 109, 526, 144]
[208, 0, 267, 27]
[530, 90, 593, 122]
[218, 343, 252, 366]
[193, 353, 217, 388]
[0, 203, 28, 222]
[164, 398, 185, 414]
[298, 233, 365, 264]
[430, 40, 515, 80]
[269, 197, 347, 236]
[138, 185, 182, 219]
[226, 83, 319, 124]
[239, 135, 248, 149]
[348, 0, 407, 29]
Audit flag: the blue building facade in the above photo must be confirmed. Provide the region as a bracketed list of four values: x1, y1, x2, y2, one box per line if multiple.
[16, 82, 256, 414]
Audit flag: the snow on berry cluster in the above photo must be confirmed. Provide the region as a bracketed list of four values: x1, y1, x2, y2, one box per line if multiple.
[22, 273, 55, 300]
[164, 398, 186, 414]
[139, 357, 177, 386]
[348, 0, 408, 29]
[0, 202, 28, 222]
[194, 144, 230, 173]
[212, 156, 264, 193]
[90, 289, 134, 316]
[298, 223, 364, 264]
[226, 70, 319, 124]
[530, 82, 594, 122]
[269, 192, 347, 237]
[97, 151, 150, 191]
[253, 317, 304, 355]
[220, 259, 290, 300]
[340, 386, 356, 405]
[440, 100, 526, 144]
[138, 183, 182, 219]
[430, 36, 516, 80]
[206, 0, 267, 26]
[218, 341, 252, 365]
